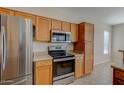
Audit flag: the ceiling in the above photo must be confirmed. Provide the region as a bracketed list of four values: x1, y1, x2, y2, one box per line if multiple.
[9, 7, 124, 25]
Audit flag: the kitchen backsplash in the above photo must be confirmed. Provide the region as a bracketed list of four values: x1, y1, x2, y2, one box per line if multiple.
[33, 41, 74, 52]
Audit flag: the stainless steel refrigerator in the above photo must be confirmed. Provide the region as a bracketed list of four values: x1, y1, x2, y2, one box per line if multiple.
[0, 14, 33, 85]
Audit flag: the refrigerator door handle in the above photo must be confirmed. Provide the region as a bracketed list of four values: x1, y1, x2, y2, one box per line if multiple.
[1, 26, 6, 70]
[0, 26, 4, 81]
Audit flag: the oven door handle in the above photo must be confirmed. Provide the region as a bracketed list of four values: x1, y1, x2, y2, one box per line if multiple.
[54, 57, 75, 62]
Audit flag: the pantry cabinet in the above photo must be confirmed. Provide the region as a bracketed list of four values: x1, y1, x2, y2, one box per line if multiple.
[62, 21, 70, 32]
[14, 11, 36, 26]
[34, 59, 52, 85]
[35, 16, 51, 41]
[74, 22, 94, 74]
[71, 23, 78, 42]
[0, 8, 14, 15]
[52, 19, 62, 30]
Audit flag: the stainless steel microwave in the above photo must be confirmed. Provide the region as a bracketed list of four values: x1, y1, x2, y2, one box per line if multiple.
[51, 30, 71, 43]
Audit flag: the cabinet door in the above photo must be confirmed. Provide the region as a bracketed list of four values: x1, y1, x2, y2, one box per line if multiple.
[85, 23, 94, 42]
[75, 56, 84, 78]
[0, 8, 14, 15]
[36, 16, 51, 41]
[35, 66, 52, 85]
[14, 11, 36, 25]
[75, 60, 83, 78]
[85, 42, 93, 74]
[62, 21, 70, 32]
[52, 19, 61, 30]
[71, 23, 78, 42]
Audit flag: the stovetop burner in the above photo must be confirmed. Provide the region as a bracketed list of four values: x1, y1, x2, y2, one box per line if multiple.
[48, 50, 74, 59]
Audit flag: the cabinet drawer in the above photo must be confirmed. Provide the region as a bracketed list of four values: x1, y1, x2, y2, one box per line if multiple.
[35, 60, 52, 67]
[114, 78, 124, 85]
[115, 70, 124, 81]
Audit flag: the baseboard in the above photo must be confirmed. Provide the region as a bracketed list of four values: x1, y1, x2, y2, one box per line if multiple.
[94, 59, 111, 66]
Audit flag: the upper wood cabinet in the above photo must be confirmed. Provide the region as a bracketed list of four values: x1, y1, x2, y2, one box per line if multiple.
[14, 11, 36, 26]
[85, 23, 94, 42]
[71, 23, 78, 42]
[0, 8, 14, 15]
[35, 16, 51, 42]
[34, 59, 52, 85]
[52, 19, 61, 30]
[76, 22, 94, 42]
[62, 21, 70, 32]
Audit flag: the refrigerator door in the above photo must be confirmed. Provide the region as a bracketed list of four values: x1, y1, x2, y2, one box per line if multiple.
[1, 14, 32, 82]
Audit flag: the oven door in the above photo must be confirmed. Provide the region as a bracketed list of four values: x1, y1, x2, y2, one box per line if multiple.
[53, 59, 75, 78]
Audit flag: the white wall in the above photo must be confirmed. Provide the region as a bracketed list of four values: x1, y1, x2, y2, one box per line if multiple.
[111, 24, 124, 64]
[94, 23, 112, 65]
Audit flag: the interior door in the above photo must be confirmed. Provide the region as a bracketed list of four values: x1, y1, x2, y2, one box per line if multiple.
[1, 15, 27, 81]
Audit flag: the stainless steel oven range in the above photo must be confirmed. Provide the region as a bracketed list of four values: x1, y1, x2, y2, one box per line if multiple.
[48, 46, 75, 85]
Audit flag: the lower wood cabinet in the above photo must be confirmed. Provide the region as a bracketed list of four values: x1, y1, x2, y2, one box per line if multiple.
[75, 55, 84, 78]
[34, 59, 52, 85]
[84, 42, 93, 74]
[113, 68, 124, 85]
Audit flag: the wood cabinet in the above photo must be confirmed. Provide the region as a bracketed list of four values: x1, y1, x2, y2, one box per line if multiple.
[75, 55, 84, 78]
[71, 23, 78, 42]
[113, 68, 124, 85]
[34, 59, 52, 85]
[14, 11, 36, 25]
[35, 16, 51, 41]
[85, 23, 94, 42]
[62, 21, 70, 32]
[85, 42, 93, 74]
[0, 8, 14, 15]
[0, 7, 79, 43]
[52, 19, 61, 30]
[74, 22, 94, 75]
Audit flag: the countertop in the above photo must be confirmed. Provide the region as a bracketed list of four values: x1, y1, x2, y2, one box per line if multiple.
[68, 50, 84, 57]
[33, 50, 83, 62]
[111, 62, 124, 71]
[33, 52, 53, 62]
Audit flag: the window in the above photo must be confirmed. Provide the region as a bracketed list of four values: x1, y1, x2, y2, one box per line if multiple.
[104, 31, 109, 54]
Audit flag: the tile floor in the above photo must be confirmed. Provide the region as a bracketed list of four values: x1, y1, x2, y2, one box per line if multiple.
[70, 62, 113, 85]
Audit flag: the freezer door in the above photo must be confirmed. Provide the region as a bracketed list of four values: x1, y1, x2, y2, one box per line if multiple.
[0, 75, 32, 85]
[1, 15, 32, 81]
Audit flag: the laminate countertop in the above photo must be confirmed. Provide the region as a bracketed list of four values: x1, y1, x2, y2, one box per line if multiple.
[33, 52, 53, 62]
[111, 62, 124, 71]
